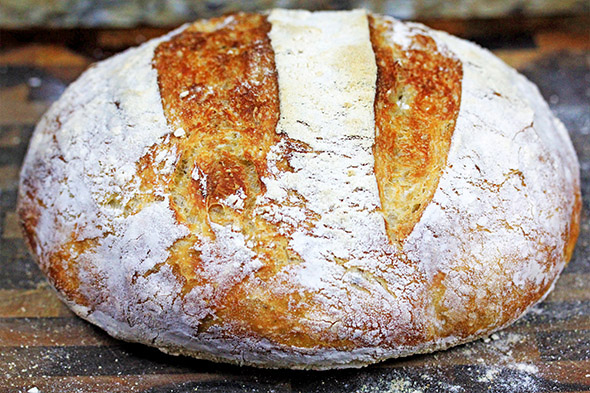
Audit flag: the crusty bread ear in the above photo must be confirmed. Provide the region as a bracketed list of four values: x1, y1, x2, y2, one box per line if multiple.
[369, 14, 462, 243]
[18, 9, 580, 369]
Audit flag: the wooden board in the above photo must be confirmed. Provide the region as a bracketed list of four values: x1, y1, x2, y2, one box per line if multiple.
[0, 15, 589, 393]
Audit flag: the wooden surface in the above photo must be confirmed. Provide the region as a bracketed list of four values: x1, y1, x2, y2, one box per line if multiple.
[0, 16, 589, 393]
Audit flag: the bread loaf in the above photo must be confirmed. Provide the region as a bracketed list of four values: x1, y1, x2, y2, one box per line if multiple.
[18, 9, 581, 369]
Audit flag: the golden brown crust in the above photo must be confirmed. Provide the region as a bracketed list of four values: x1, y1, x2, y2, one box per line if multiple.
[153, 13, 342, 349]
[153, 13, 280, 227]
[369, 15, 462, 243]
[564, 189, 582, 262]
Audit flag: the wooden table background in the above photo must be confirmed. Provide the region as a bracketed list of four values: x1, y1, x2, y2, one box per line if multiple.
[0, 14, 589, 393]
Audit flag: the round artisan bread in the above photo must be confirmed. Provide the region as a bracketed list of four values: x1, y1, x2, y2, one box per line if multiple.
[18, 9, 580, 369]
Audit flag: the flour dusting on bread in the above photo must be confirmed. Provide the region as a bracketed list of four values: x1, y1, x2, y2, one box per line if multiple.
[19, 27, 190, 318]
[404, 30, 579, 337]
[264, 9, 390, 287]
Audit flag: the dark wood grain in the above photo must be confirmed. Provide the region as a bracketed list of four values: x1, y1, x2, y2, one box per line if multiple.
[0, 15, 589, 393]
